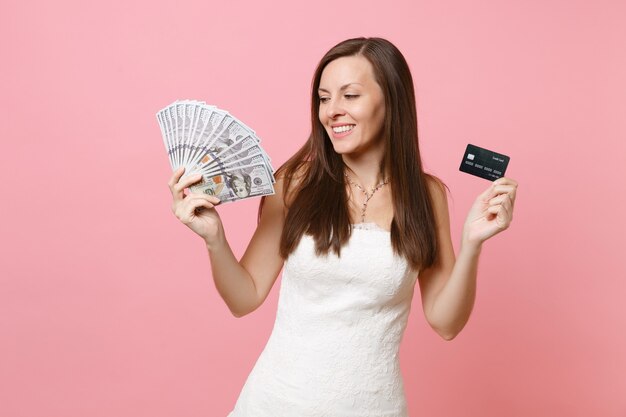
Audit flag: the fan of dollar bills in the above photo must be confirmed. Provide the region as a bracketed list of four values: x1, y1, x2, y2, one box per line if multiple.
[156, 100, 275, 203]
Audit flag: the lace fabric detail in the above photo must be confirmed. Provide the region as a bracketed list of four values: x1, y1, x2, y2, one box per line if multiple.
[351, 222, 390, 233]
[228, 227, 418, 417]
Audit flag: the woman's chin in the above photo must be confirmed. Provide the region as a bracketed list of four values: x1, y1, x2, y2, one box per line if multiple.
[331, 142, 356, 155]
[332, 144, 373, 160]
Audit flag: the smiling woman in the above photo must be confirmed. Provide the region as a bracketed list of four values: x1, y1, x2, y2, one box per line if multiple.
[167, 37, 518, 417]
[318, 56, 387, 160]
[275, 38, 443, 267]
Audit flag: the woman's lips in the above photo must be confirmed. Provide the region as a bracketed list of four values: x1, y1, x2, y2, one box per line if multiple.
[330, 124, 355, 139]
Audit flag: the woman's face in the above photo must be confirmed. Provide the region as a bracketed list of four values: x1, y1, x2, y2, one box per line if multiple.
[318, 55, 386, 159]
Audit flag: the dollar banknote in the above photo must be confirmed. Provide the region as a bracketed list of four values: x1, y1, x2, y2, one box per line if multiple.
[189, 162, 275, 203]
[156, 100, 275, 203]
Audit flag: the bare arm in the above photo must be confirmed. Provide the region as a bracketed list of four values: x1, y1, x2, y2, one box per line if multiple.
[207, 179, 286, 317]
[169, 168, 287, 317]
[418, 177, 518, 340]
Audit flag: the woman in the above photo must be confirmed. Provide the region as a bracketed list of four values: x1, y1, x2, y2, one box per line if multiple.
[168, 37, 518, 416]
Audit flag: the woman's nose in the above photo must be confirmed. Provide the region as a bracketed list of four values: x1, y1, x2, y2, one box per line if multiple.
[326, 99, 345, 119]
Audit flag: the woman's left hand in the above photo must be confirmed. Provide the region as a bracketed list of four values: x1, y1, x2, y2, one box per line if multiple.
[462, 177, 518, 247]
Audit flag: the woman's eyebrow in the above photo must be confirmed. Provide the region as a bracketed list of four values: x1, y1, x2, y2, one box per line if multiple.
[318, 83, 363, 93]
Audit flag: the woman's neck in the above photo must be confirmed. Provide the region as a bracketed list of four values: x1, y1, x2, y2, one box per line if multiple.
[342, 154, 389, 190]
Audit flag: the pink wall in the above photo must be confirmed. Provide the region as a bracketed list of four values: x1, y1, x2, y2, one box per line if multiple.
[1, 0, 625, 416]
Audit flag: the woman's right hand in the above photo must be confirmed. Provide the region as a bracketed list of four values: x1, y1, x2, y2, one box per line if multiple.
[168, 167, 224, 246]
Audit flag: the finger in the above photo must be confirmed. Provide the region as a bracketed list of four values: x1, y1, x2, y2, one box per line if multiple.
[168, 167, 189, 200]
[187, 198, 216, 208]
[189, 198, 216, 211]
[493, 178, 518, 199]
[167, 166, 186, 189]
[497, 187, 517, 208]
[487, 204, 512, 228]
[173, 173, 204, 196]
[496, 200, 513, 227]
[488, 194, 508, 206]
[480, 183, 506, 201]
[501, 194, 514, 216]
[172, 190, 215, 216]
[498, 193, 514, 212]
[493, 177, 518, 187]
[489, 192, 516, 209]
[485, 184, 517, 201]
[185, 193, 221, 205]
[488, 193, 515, 211]
[177, 199, 216, 222]
[187, 192, 221, 205]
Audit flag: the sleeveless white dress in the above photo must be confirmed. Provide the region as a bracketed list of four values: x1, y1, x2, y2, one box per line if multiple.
[227, 223, 419, 417]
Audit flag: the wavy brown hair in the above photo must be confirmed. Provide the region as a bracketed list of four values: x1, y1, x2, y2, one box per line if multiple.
[259, 37, 441, 271]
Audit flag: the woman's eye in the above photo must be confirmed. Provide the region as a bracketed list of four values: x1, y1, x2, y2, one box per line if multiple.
[345, 94, 359, 99]
[319, 97, 330, 103]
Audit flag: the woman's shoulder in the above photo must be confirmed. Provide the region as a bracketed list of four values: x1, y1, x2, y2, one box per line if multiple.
[423, 173, 448, 200]
[422, 173, 450, 223]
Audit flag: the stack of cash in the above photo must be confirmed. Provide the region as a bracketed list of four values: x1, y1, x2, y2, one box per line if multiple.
[156, 100, 275, 203]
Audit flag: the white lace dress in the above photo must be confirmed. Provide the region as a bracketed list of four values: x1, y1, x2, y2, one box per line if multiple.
[227, 223, 419, 417]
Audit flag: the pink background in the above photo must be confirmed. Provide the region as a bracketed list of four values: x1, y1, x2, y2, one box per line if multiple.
[1, 0, 625, 416]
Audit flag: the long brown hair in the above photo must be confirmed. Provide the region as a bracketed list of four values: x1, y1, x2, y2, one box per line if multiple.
[260, 37, 440, 271]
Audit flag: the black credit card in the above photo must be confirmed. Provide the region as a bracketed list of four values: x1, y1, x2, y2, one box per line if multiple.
[459, 144, 510, 181]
